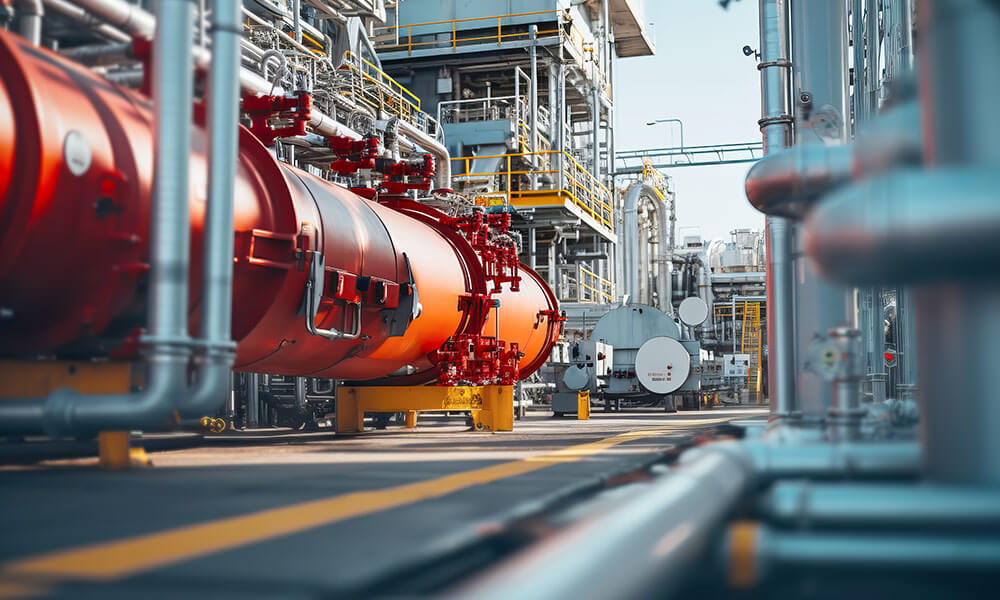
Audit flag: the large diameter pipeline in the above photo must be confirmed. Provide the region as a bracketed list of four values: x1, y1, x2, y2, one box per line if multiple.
[0, 32, 558, 382]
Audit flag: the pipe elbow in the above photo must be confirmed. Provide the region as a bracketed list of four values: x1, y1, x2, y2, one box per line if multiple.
[40, 358, 190, 437]
[176, 352, 236, 419]
[746, 144, 852, 218]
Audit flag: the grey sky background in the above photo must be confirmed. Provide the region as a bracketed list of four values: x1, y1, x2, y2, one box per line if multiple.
[615, 0, 764, 242]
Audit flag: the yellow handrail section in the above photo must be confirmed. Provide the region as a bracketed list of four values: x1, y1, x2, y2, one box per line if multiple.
[450, 150, 613, 230]
[579, 266, 614, 303]
[339, 51, 436, 133]
[374, 10, 608, 97]
[375, 10, 564, 55]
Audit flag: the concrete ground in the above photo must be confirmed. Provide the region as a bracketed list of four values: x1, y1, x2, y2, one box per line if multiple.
[0, 408, 766, 599]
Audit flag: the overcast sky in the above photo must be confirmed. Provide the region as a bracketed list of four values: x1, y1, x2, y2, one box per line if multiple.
[615, 0, 764, 243]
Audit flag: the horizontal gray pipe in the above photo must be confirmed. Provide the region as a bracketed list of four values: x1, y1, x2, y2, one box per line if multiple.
[727, 525, 1000, 587]
[804, 168, 1000, 284]
[43, 0, 131, 42]
[450, 449, 752, 600]
[761, 481, 1000, 530]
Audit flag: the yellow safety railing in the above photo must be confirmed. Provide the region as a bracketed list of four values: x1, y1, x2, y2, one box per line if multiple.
[339, 51, 437, 133]
[375, 10, 609, 96]
[375, 10, 563, 55]
[579, 266, 614, 303]
[450, 150, 613, 230]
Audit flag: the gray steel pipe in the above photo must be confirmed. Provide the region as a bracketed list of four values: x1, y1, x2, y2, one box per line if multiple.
[725, 524, 1000, 589]
[529, 25, 538, 190]
[69, 0, 155, 34]
[804, 169, 1000, 284]
[16, 0, 43, 45]
[0, 0, 196, 437]
[178, 0, 242, 417]
[757, 0, 794, 416]
[699, 439, 920, 481]
[42, 0, 130, 42]
[450, 449, 752, 600]
[623, 180, 671, 310]
[760, 481, 1000, 530]
[745, 143, 852, 218]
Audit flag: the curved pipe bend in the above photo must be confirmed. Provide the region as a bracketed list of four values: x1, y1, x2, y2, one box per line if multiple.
[745, 143, 852, 218]
[804, 168, 1000, 285]
[747, 100, 921, 219]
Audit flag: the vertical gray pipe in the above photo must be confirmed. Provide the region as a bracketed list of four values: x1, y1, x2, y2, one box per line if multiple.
[757, 0, 794, 415]
[178, 0, 242, 416]
[790, 0, 852, 420]
[16, 0, 43, 45]
[895, 286, 916, 399]
[865, 0, 880, 115]
[592, 83, 601, 182]
[851, 0, 866, 125]
[529, 25, 538, 190]
[886, 0, 916, 402]
[148, 0, 196, 353]
[0, 0, 195, 436]
[886, 0, 913, 81]
[292, 0, 302, 43]
[915, 0, 1000, 486]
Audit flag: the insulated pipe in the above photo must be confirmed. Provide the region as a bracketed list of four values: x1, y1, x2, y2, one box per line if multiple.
[0, 0, 196, 437]
[622, 181, 654, 306]
[15, 0, 43, 45]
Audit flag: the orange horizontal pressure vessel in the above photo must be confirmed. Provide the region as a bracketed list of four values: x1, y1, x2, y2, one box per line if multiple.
[0, 32, 560, 384]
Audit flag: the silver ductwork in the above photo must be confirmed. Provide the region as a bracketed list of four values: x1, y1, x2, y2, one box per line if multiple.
[622, 179, 673, 313]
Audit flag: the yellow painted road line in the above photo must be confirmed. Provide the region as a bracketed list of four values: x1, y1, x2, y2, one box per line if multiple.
[0, 424, 724, 588]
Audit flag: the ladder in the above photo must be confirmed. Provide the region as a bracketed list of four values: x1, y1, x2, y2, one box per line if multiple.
[740, 301, 763, 403]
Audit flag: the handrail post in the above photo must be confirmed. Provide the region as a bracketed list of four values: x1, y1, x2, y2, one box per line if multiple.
[506, 154, 512, 202]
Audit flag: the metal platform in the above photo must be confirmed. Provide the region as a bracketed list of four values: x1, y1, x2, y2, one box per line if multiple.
[0, 409, 765, 599]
